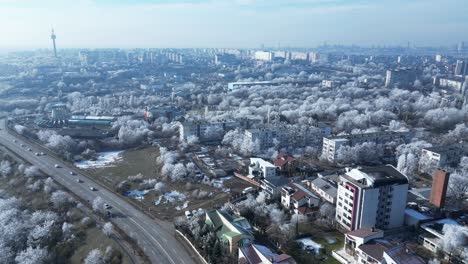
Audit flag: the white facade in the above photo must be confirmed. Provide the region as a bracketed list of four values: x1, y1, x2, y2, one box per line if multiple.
[249, 158, 276, 179]
[177, 120, 241, 142]
[419, 145, 468, 174]
[247, 123, 331, 151]
[335, 166, 409, 231]
[254, 51, 273, 61]
[439, 77, 465, 91]
[322, 131, 412, 163]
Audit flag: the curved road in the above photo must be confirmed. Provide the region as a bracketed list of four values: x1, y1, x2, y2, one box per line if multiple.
[0, 119, 195, 264]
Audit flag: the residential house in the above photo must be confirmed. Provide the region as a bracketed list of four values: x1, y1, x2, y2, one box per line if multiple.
[281, 182, 320, 216]
[249, 158, 276, 179]
[309, 177, 338, 204]
[333, 227, 425, 264]
[205, 210, 253, 254]
[239, 244, 296, 264]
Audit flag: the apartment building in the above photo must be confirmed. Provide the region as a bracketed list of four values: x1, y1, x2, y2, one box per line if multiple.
[322, 131, 412, 163]
[178, 118, 259, 142]
[335, 165, 409, 231]
[385, 68, 421, 88]
[419, 144, 468, 174]
[246, 123, 331, 150]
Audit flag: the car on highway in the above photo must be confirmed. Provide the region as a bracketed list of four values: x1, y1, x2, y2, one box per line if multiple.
[70, 171, 76, 175]
[90, 187, 97, 191]
[104, 204, 112, 209]
[76, 179, 82, 183]
[20, 144, 25, 147]
[27, 148, 32, 151]
[40, 152, 46, 156]
[35, 152, 40, 156]
[54, 164, 61, 168]
[13, 139, 17, 143]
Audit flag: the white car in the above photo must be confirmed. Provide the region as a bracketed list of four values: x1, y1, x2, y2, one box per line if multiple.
[35, 153, 40, 156]
[90, 187, 97, 191]
[69, 171, 76, 175]
[13, 140, 17, 143]
[54, 164, 61, 168]
[104, 204, 112, 209]
[27, 148, 32, 151]
[40, 152, 46, 156]
[76, 179, 82, 183]
[20, 144, 25, 147]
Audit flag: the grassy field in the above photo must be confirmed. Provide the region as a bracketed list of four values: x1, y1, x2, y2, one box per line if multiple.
[84, 146, 253, 220]
[69, 227, 130, 264]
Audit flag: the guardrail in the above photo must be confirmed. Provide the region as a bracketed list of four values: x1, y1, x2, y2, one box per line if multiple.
[175, 230, 209, 264]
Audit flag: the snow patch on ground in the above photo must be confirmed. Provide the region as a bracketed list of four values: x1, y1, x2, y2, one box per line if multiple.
[75, 150, 124, 169]
[155, 191, 187, 205]
[296, 237, 323, 254]
[176, 201, 189, 210]
[122, 189, 153, 200]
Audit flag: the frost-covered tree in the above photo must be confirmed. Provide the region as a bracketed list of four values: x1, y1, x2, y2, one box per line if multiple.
[50, 190, 72, 209]
[396, 140, 432, 180]
[171, 163, 187, 181]
[24, 166, 41, 178]
[14, 125, 26, 135]
[15, 246, 48, 264]
[92, 196, 105, 213]
[102, 222, 114, 236]
[438, 224, 468, 260]
[84, 249, 105, 264]
[0, 160, 12, 177]
[336, 142, 383, 165]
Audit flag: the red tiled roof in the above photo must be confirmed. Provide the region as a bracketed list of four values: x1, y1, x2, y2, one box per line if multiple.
[274, 155, 295, 168]
[292, 190, 309, 201]
[297, 206, 316, 215]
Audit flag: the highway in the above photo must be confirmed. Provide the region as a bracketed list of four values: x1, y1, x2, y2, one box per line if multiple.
[0, 119, 196, 264]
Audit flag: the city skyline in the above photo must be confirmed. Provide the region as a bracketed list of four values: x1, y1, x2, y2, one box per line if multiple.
[1, 0, 467, 50]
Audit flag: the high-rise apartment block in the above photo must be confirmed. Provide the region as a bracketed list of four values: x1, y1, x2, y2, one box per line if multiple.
[335, 165, 409, 231]
[385, 68, 420, 88]
[454, 59, 468, 76]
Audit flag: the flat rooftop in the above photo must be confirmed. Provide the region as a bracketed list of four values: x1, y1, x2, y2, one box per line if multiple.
[345, 165, 408, 187]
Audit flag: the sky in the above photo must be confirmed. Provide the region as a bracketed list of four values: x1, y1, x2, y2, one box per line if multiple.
[0, 0, 467, 49]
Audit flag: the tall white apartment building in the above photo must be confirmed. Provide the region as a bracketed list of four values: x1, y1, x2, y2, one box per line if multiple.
[254, 51, 273, 61]
[335, 165, 409, 231]
[322, 131, 412, 163]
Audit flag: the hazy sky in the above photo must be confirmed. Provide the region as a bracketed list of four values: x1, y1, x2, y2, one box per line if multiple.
[1, 0, 467, 49]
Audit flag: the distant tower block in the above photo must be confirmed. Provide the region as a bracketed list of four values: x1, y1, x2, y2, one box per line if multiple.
[429, 169, 450, 208]
[51, 29, 57, 58]
[51, 103, 69, 125]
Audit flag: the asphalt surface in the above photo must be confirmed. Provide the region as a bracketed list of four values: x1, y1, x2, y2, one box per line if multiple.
[0, 119, 195, 264]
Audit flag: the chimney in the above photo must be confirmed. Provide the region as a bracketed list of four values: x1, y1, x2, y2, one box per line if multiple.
[429, 169, 450, 208]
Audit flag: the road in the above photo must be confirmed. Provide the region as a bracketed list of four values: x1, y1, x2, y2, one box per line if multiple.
[0, 119, 196, 264]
